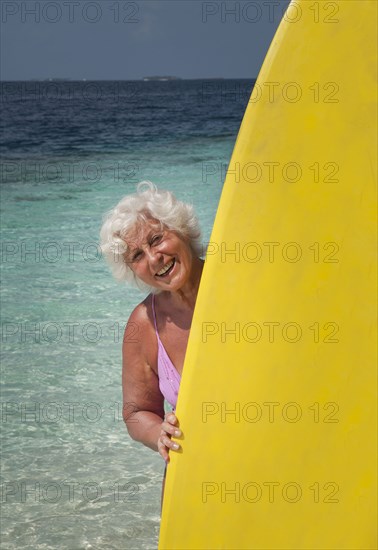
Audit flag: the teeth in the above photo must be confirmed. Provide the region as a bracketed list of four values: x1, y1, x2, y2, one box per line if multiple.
[157, 260, 174, 276]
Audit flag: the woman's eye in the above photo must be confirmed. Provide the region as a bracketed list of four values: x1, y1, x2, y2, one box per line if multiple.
[131, 251, 142, 262]
[151, 234, 162, 245]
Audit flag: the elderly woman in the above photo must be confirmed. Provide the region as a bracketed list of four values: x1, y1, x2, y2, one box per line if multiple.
[100, 181, 204, 470]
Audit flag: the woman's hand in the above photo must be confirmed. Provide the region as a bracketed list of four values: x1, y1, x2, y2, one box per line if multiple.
[157, 413, 182, 463]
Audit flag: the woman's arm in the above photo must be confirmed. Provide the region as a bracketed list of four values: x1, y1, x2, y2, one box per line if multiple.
[122, 303, 181, 460]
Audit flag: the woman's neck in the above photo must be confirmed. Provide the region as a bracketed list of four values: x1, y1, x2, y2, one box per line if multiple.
[167, 257, 204, 310]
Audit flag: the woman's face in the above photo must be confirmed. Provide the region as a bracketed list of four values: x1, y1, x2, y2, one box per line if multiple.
[123, 219, 194, 291]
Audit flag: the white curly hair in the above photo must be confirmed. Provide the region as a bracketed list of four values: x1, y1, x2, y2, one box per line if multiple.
[99, 181, 202, 292]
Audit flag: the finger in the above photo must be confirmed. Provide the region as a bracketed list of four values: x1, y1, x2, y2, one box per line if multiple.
[164, 413, 178, 426]
[159, 447, 169, 464]
[161, 434, 180, 451]
[158, 443, 170, 463]
[161, 421, 182, 437]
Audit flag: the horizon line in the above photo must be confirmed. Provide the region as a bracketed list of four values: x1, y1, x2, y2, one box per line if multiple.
[1, 77, 257, 83]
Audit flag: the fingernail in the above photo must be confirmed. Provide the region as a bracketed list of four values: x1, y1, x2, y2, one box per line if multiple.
[172, 443, 180, 450]
[174, 429, 181, 436]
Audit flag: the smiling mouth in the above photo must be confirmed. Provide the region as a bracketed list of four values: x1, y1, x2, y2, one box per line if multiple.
[156, 259, 175, 277]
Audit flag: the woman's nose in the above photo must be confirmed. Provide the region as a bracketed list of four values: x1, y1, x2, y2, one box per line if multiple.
[145, 246, 161, 264]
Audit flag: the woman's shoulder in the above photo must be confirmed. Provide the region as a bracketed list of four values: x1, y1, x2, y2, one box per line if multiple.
[127, 293, 153, 326]
[123, 294, 158, 370]
[124, 294, 156, 350]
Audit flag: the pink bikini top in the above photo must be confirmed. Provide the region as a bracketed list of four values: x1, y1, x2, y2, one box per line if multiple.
[151, 294, 181, 410]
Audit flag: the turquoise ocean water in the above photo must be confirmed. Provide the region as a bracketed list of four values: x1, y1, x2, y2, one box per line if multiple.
[1, 79, 254, 549]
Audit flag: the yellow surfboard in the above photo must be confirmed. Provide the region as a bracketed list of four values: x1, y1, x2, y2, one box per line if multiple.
[159, 1, 377, 548]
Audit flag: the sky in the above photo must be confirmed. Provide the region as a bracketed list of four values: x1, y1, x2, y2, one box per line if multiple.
[1, 0, 291, 81]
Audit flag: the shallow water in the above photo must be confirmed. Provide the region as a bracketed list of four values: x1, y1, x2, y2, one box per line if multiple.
[1, 79, 254, 548]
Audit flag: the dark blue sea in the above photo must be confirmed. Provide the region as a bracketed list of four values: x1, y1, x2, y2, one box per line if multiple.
[0, 79, 255, 549]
